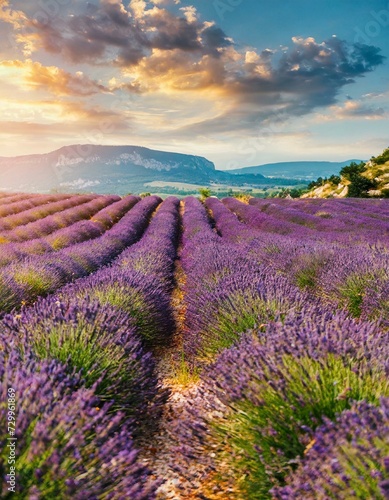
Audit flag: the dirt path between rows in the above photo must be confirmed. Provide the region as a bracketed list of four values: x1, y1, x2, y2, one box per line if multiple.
[138, 201, 233, 500]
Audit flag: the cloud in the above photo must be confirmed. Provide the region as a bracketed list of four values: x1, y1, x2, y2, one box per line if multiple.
[0, 0, 386, 144]
[1, 0, 231, 65]
[1, 60, 109, 96]
[329, 100, 386, 120]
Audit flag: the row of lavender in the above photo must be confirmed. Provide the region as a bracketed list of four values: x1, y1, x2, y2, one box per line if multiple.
[1, 197, 181, 497]
[202, 197, 388, 327]
[171, 196, 389, 499]
[0, 196, 162, 312]
[0, 194, 99, 231]
[0, 193, 76, 219]
[0, 195, 139, 266]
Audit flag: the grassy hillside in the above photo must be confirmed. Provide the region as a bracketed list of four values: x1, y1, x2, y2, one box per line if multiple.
[302, 147, 389, 198]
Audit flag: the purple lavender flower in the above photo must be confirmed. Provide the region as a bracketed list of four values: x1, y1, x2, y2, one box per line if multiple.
[273, 398, 389, 499]
[0, 343, 159, 499]
[1, 297, 165, 423]
[174, 307, 389, 498]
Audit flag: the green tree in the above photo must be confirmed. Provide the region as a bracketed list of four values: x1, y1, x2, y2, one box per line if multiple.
[328, 175, 341, 185]
[199, 187, 212, 200]
[347, 175, 377, 198]
[340, 161, 366, 180]
[371, 147, 389, 165]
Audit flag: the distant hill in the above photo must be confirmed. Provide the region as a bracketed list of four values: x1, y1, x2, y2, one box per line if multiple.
[229, 160, 363, 180]
[0, 145, 310, 195]
[302, 148, 389, 198]
[0, 145, 219, 193]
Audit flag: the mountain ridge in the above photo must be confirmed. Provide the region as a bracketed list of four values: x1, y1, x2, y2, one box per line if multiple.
[0, 144, 321, 194]
[229, 160, 363, 180]
[0, 144, 219, 193]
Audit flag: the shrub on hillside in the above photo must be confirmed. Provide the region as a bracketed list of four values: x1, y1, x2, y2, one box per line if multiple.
[372, 147, 389, 165]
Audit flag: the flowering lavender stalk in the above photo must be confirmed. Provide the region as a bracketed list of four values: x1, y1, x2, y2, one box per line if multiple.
[273, 398, 389, 499]
[0, 344, 159, 499]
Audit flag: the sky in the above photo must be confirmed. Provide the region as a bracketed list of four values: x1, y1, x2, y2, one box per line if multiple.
[0, 0, 388, 169]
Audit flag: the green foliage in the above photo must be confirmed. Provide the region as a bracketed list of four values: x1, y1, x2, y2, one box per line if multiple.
[30, 322, 139, 415]
[0, 278, 19, 312]
[169, 352, 200, 387]
[139, 192, 151, 198]
[347, 174, 377, 198]
[199, 187, 212, 200]
[328, 174, 341, 185]
[339, 273, 375, 317]
[274, 187, 309, 198]
[329, 434, 389, 499]
[88, 286, 154, 340]
[308, 177, 325, 189]
[307, 175, 341, 191]
[295, 263, 320, 289]
[199, 291, 279, 363]
[13, 269, 57, 300]
[371, 147, 389, 165]
[340, 161, 367, 180]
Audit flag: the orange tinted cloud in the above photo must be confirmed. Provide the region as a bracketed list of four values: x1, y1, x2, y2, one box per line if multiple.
[1, 60, 109, 96]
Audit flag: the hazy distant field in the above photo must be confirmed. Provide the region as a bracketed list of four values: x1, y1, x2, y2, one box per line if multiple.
[144, 180, 301, 197]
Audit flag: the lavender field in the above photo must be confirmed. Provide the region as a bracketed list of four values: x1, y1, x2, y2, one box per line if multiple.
[1, 192, 389, 499]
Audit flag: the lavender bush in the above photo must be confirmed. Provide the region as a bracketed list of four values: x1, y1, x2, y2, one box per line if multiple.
[181, 197, 309, 366]
[62, 269, 175, 345]
[0, 344, 158, 499]
[175, 308, 389, 498]
[1, 297, 164, 423]
[58, 197, 180, 345]
[273, 398, 389, 499]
